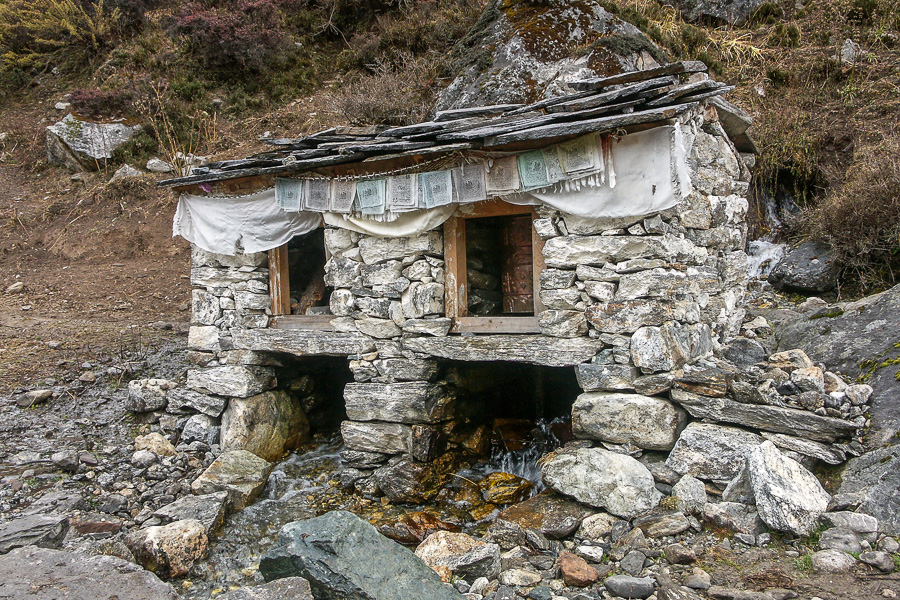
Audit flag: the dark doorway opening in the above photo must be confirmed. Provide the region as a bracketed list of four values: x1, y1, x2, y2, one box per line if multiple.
[287, 228, 331, 315]
[465, 215, 535, 316]
[274, 355, 352, 434]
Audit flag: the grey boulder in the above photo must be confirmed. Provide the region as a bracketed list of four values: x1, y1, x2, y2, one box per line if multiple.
[46, 113, 140, 172]
[0, 514, 69, 554]
[217, 577, 314, 599]
[768, 241, 837, 294]
[259, 510, 464, 600]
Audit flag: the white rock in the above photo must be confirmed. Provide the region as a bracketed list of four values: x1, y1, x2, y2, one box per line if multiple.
[666, 422, 762, 481]
[108, 164, 142, 182]
[5, 281, 24, 294]
[811, 548, 856, 573]
[572, 392, 687, 451]
[672, 475, 707, 515]
[542, 447, 662, 518]
[746, 441, 831, 536]
[146, 157, 174, 173]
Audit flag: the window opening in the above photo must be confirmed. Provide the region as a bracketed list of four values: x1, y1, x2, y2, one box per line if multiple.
[287, 229, 330, 315]
[466, 215, 535, 316]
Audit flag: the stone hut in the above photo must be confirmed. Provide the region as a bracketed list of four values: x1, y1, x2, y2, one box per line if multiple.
[160, 61, 760, 500]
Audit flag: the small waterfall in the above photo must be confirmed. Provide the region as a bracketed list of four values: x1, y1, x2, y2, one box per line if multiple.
[481, 417, 568, 492]
[747, 240, 788, 278]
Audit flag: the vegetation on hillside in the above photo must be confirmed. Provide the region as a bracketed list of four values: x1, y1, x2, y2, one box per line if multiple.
[0, 0, 898, 292]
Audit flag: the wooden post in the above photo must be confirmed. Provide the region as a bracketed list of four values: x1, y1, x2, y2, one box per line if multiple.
[443, 217, 467, 330]
[531, 209, 546, 314]
[268, 244, 291, 316]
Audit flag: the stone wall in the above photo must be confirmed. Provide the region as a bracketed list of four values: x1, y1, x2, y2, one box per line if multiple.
[176, 102, 763, 500]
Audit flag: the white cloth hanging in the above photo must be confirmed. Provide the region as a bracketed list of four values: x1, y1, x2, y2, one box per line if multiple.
[173, 188, 322, 255]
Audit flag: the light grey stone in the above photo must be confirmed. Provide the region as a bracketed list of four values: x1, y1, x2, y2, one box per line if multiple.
[810, 549, 856, 573]
[415, 531, 501, 581]
[187, 366, 276, 398]
[746, 441, 830, 535]
[46, 113, 139, 171]
[234, 291, 269, 311]
[539, 310, 588, 338]
[191, 267, 267, 289]
[583, 281, 616, 301]
[604, 575, 655, 600]
[356, 317, 402, 339]
[192, 289, 221, 325]
[818, 528, 862, 554]
[761, 432, 846, 465]
[146, 157, 174, 173]
[401, 318, 452, 336]
[701, 502, 764, 535]
[166, 388, 226, 417]
[542, 447, 662, 518]
[540, 269, 576, 290]
[361, 261, 403, 287]
[403, 335, 603, 367]
[616, 267, 721, 301]
[666, 422, 762, 481]
[576, 264, 620, 282]
[672, 475, 707, 515]
[0, 514, 70, 554]
[344, 382, 455, 424]
[819, 512, 879, 538]
[341, 421, 412, 454]
[188, 326, 222, 352]
[358, 231, 442, 264]
[125, 520, 208, 578]
[330, 289, 355, 316]
[190, 450, 274, 511]
[544, 235, 696, 269]
[401, 281, 444, 318]
[217, 578, 314, 600]
[575, 363, 640, 391]
[325, 257, 362, 288]
[859, 550, 894, 573]
[374, 358, 439, 382]
[126, 378, 173, 413]
[153, 492, 228, 537]
[232, 328, 376, 356]
[181, 414, 218, 446]
[572, 392, 687, 451]
[324, 228, 354, 253]
[631, 325, 688, 373]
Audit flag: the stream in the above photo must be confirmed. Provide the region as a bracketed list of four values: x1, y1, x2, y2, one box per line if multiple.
[182, 418, 566, 599]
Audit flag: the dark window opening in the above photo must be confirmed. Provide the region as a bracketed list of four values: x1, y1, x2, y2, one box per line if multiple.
[274, 355, 353, 435]
[287, 229, 331, 315]
[465, 216, 535, 316]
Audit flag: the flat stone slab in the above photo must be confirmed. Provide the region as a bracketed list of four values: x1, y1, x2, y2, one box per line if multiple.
[0, 546, 179, 599]
[669, 388, 857, 443]
[190, 450, 273, 511]
[233, 328, 376, 356]
[344, 382, 455, 424]
[0, 514, 69, 554]
[403, 335, 602, 367]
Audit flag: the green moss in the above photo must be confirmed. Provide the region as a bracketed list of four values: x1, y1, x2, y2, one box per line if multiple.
[591, 33, 667, 66]
[809, 308, 845, 320]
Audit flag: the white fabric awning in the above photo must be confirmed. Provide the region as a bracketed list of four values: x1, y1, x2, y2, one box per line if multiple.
[173, 125, 692, 255]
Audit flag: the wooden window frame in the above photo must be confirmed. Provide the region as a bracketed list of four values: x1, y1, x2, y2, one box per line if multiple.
[444, 199, 546, 334]
[267, 234, 334, 330]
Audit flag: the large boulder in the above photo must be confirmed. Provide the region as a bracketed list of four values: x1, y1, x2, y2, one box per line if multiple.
[542, 447, 662, 519]
[745, 442, 830, 535]
[572, 392, 687, 451]
[191, 450, 274, 511]
[838, 446, 900, 535]
[0, 546, 179, 599]
[221, 390, 310, 462]
[153, 492, 229, 537]
[259, 511, 465, 600]
[665, 422, 762, 481]
[46, 113, 140, 172]
[667, 0, 767, 26]
[125, 519, 209, 579]
[435, 0, 662, 110]
[768, 241, 838, 294]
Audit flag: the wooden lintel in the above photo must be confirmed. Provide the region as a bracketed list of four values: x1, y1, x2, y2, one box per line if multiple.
[455, 316, 541, 334]
[457, 199, 535, 219]
[271, 315, 337, 331]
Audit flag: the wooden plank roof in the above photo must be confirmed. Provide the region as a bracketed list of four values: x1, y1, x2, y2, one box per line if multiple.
[159, 62, 741, 189]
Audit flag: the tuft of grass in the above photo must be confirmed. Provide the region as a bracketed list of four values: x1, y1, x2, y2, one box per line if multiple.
[794, 553, 813, 572]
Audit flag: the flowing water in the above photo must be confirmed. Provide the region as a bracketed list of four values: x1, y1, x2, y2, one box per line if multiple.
[182, 420, 562, 598]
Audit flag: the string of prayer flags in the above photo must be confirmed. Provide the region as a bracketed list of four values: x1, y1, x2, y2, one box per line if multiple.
[387, 174, 418, 212]
[421, 170, 454, 208]
[331, 180, 357, 213]
[356, 178, 386, 215]
[517, 150, 551, 191]
[303, 179, 331, 212]
[543, 149, 565, 184]
[276, 178, 302, 211]
[558, 136, 598, 175]
[485, 155, 521, 195]
[452, 164, 487, 204]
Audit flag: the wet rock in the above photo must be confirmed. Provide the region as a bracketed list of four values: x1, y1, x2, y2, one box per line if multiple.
[127, 379, 172, 413]
[377, 512, 460, 545]
[221, 390, 309, 462]
[341, 421, 412, 454]
[217, 577, 314, 600]
[542, 447, 661, 519]
[573, 391, 687, 451]
[374, 454, 459, 503]
[666, 422, 762, 481]
[558, 551, 598, 587]
[125, 519, 208, 578]
[859, 550, 895, 573]
[0, 514, 69, 554]
[672, 475, 707, 515]
[479, 472, 534, 505]
[260, 510, 464, 600]
[153, 492, 228, 537]
[46, 113, 140, 171]
[746, 441, 830, 535]
[187, 366, 276, 398]
[191, 450, 274, 511]
[768, 241, 837, 294]
[810, 549, 856, 573]
[701, 502, 764, 535]
[604, 575, 655, 599]
[134, 432, 177, 457]
[0, 546, 179, 599]
[498, 491, 595, 539]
